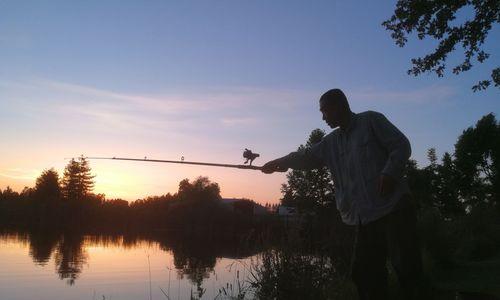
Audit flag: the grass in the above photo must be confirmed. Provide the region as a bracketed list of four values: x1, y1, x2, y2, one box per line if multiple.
[417, 206, 500, 299]
[247, 249, 357, 300]
[430, 258, 500, 298]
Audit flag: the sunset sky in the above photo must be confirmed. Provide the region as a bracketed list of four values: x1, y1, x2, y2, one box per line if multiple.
[1, 1, 499, 204]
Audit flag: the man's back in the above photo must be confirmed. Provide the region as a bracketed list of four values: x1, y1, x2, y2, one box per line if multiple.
[281, 111, 411, 225]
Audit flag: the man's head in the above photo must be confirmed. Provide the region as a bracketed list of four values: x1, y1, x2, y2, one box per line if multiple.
[319, 89, 351, 129]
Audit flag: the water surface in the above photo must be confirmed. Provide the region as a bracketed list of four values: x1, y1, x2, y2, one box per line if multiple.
[0, 232, 258, 300]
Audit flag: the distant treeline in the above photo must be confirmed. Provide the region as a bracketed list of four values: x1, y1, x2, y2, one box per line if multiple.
[0, 160, 277, 239]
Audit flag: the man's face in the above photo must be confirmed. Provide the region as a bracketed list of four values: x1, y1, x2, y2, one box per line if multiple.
[320, 100, 341, 128]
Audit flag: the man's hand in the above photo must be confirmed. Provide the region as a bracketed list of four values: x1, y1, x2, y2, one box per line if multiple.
[261, 159, 288, 174]
[379, 174, 396, 197]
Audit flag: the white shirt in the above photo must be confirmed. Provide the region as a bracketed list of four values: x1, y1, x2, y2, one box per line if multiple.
[281, 111, 411, 225]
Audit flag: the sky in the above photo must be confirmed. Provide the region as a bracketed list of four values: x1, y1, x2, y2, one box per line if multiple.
[1, 0, 499, 204]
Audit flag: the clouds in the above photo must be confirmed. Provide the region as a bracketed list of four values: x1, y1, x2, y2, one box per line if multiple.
[0, 168, 40, 181]
[220, 117, 258, 126]
[0, 77, 459, 138]
[0, 77, 458, 139]
[1, 78, 314, 134]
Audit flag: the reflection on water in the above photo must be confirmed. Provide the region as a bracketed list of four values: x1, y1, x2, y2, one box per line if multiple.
[4, 230, 493, 300]
[28, 230, 59, 266]
[171, 241, 217, 298]
[0, 230, 260, 300]
[54, 234, 87, 285]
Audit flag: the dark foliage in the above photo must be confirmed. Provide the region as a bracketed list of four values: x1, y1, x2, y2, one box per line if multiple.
[407, 113, 500, 263]
[280, 129, 335, 212]
[407, 114, 500, 217]
[383, 0, 500, 91]
[61, 156, 95, 202]
[454, 113, 500, 208]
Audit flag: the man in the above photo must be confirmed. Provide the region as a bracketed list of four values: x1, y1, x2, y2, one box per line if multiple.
[262, 89, 423, 299]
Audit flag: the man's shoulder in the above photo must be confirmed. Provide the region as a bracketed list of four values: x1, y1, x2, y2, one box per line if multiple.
[325, 128, 341, 139]
[357, 110, 385, 120]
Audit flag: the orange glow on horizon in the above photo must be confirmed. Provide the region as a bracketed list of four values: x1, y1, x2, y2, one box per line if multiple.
[0, 158, 285, 205]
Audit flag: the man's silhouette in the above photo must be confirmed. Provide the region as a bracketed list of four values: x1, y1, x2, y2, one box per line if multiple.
[262, 89, 423, 299]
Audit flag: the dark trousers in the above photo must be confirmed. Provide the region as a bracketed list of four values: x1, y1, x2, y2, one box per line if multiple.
[351, 195, 423, 300]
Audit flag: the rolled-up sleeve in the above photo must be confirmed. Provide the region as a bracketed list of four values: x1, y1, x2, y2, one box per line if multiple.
[369, 112, 411, 180]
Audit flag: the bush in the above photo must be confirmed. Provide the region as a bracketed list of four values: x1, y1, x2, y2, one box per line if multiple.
[249, 248, 356, 300]
[418, 205, 500, 266]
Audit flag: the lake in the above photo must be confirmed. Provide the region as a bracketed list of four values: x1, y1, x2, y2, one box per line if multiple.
[0, 231, 259, 300]
[3, 230, 495, 300]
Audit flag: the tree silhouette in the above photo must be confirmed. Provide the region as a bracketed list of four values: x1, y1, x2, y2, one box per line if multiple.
[418, 149, 464, 217]
[177, 176, 221, 203]
[405, 113, 499, 215]
[383, 0, 500, 91]
[406, 159, 432, 208]
[454, 113, 499, 209]
[426, 148, 440, 207]
[32, 168, 62, 224]
[61, 156, 95, 202]
[1, 186, 18, 199]
[280, 129, 334, 212]
[34, 168, 61, 204]
[436, 152, 463, 217]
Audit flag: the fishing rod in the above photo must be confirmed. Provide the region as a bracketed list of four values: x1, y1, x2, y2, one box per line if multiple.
[85, 149, 263, 170]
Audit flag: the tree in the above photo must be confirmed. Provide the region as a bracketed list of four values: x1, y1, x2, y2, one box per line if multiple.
[169, 177, 222, 231]
[435, 152, 463, 217]
[61, 156, 95, 202]
[0, 186, 17, 199]
[34, 168, 61, 204]
[177, 176, 221, 203]
[383, 0, 500, 91]
[280, 129, 334, 212]
[426, 148, 439, 200]
[454, 113, 500, 208]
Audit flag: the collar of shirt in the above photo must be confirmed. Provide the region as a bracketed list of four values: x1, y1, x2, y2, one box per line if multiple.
[339, 112, 358, 135]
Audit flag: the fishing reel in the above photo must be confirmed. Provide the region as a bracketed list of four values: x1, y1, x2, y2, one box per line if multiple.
[243, 148, 259, 166]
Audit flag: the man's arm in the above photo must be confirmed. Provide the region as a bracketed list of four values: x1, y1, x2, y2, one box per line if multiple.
[262, 144, 325, 174]
[370, 112, 411, 181]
